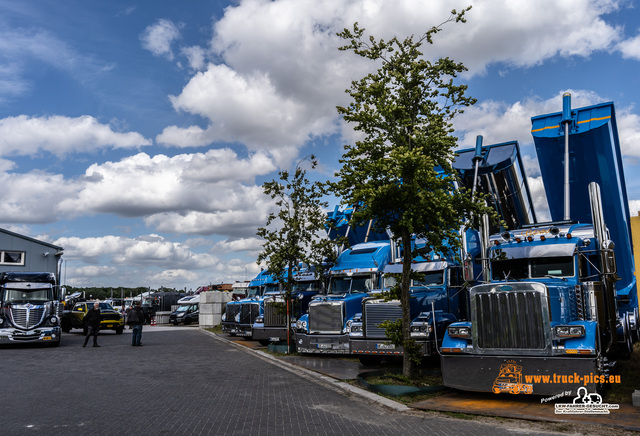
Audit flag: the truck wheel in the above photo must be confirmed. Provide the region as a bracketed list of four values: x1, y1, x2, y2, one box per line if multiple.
[184, 318, 192, 325]
[358, 355, 382, 366]
[115, 326, 124, 334]
[258, 340, 270, 346]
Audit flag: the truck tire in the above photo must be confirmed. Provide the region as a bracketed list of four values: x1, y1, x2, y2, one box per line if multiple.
[184, 317, 192, 325]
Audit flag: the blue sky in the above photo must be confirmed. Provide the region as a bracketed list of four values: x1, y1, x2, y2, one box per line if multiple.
[1, 0, 640, 290]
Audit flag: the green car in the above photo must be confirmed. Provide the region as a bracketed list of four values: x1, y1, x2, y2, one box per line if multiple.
[61, 301, 125, 334]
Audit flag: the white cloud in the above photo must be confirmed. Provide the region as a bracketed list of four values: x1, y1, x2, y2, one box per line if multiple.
[0, 115, 151, 157]
[0, 170, 80, 223]
[617, 32, 640, 60]
[158, 0, 627, 165]
[140, 19, 181, 60]
[55, 233, 258, 289]
[55, 150, 276, 232]
[180, 45, 207, 71]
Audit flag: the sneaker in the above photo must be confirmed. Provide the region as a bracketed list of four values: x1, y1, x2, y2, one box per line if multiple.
[93, 344, 100, 347]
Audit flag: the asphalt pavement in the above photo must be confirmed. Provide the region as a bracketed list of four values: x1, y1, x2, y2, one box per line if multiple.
[0, 326, 602, 435]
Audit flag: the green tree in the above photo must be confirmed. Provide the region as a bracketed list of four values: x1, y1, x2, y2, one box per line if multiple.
[257, 155, 337, 348]
[333, 8, 491, 376]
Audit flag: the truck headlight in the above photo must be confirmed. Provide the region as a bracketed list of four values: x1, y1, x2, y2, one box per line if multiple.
[296, 320, 307, 330]
[50, 316, 58, 325]
[410, 323, 432, 338]
[234, 313, 240, 323]
[349, 323, 363, 337]
[448, 326, 471, 339]
[222, 313, 226, 322]
[554, 325, 585, 338]
[255, 316, 264, 324]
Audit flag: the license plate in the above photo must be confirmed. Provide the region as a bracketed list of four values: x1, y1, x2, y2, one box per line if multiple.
[376, 343, 395, 350]
[269, 337, 280, 342]
[106, 325, 113, 328]
[43, 336, 51, 341]
[317, 343, 331, 349]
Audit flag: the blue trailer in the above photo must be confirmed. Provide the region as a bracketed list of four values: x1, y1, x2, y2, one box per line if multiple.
[441, 95, 639, 395]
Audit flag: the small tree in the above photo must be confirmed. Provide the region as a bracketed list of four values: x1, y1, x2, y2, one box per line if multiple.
[257, 155, 336, 348]
[333, 8, 491, 376]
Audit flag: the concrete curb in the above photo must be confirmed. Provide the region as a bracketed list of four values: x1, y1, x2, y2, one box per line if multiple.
[201, 329, 411, 413]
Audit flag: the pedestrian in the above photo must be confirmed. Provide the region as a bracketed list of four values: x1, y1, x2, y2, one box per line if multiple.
[83, 302, 101, 347]
[127, 300, 145, 346]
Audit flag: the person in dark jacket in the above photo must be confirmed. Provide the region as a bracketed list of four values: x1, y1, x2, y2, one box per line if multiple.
[127, 301, 145, 346]
[83, 302, 101, 347]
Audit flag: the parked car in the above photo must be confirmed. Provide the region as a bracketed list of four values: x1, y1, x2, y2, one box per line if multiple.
[169, 303, 199, 325]
[61, 301, 125, 334]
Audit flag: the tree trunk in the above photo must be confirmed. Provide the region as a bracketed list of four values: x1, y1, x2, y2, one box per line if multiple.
[401, 228, 413, 377]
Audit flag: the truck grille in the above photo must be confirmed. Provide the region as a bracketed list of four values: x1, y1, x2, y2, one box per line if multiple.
[264, 298, 286, 327]
[365, 301, 401, 338]
[474, 290, 547, 349]
[309, 302, 343, 334]
[239, 302, 259, 325]
[10, 305, 46, 330]
[225, 304, 240, 321]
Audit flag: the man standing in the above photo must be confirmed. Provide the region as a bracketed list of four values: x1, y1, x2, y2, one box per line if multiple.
[127, 301, 144, 346]
[83, 302, 101, 347]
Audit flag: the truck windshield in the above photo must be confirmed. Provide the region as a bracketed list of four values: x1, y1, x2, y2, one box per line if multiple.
[3, 288, 51, 303]
[246, 286, 261, 297]
[293, 281, 321, 293]
[384, 271, 444, 289]
[264, 284, 280, 293]
[492, 256, 574, 280]
[328, 275, 374, 294]
[413, 271, 444, 286]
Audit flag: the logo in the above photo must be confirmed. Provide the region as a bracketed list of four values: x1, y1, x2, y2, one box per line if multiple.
[554, 387, 619, 414]
[492, 360, 534, 395]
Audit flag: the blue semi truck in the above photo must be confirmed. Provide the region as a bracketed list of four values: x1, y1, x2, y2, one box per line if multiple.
[221, 269, 274, 336]
[295, 240, 392, 354]
[441, 95, 639, 395]
[347, 139, 537, 364]
[251, 266, 326, 345]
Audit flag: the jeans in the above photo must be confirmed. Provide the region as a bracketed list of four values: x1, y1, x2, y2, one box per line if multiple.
[83, 326, 99, 346]
[132, 324, 143, 346]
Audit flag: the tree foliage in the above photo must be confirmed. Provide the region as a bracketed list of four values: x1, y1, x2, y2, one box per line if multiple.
[333, 8, 491, 376]
[257, 155, 336, 298]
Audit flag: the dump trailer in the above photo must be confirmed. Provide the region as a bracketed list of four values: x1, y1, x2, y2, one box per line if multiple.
[295, 241, 391, 354]
[441, 95, 639, 396]
[0, 272, 62, 346]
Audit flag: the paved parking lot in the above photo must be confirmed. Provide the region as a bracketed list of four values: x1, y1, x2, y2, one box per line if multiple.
[3, 327, 567, 435]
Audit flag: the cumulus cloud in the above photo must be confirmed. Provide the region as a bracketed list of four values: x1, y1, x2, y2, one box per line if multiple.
[55, 233, 258, 289]
[54, 150, 276, 234]
[140, 19, 181, 60]
[0, 115, 151, 157]
[180, 45, 207, 71]
[157, 0, 629, 164]
[0, 170, 80, 223]
[617, 31, 640, 60]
